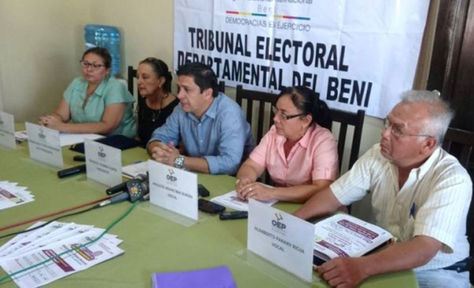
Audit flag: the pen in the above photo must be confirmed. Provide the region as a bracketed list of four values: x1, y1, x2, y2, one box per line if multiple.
[409, 203, 415, 217]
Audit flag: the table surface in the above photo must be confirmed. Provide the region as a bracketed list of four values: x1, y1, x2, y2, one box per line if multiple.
[0, 139, 418, 288]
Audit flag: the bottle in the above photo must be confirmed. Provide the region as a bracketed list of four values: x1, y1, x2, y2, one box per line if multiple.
[84, 24, 121, 77]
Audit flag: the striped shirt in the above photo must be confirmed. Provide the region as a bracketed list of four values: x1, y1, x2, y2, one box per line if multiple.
[331, 144, 472, 270]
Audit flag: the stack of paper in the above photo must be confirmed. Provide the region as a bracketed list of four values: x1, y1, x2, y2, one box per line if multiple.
[211, 190, 277, 211]
[122, 161, 148, 179]
[0, 181, 34, 211]
[0, 221, 124, 288]
[14, 131, 28, 143]
[313, 214, 393, 264]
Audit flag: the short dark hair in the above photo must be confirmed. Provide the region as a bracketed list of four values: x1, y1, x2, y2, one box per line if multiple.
[82, 47, 111, 68]
[139, 57, 172, 93]
[277, 86, 331, 129]
[177, 62, 218, 97]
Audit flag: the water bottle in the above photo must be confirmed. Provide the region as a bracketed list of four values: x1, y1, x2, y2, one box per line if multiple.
[84, 24, 121, 76]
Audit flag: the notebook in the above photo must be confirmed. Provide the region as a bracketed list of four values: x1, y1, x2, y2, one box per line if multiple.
[152, 266, 236, 288]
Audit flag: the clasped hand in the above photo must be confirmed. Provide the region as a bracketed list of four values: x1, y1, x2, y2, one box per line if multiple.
[38, 114, 63, 130]
[235, 178, 275, 202]
[149, 141, 179, 166]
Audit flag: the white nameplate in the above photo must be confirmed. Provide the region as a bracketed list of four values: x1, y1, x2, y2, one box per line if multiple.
[0, 111, 16, 149]
[84, 139, 122, 187]
[247, 199, 314, 282]
[25, 122, 63, 168]
[148, 160, 198, 221]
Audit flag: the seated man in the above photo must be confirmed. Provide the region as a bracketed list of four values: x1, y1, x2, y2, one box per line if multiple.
[294, 90, 472, 288]
[147, 62, 254, 175]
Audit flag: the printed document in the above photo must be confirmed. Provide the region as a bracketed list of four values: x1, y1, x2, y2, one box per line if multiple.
[313, 214, 392, 262]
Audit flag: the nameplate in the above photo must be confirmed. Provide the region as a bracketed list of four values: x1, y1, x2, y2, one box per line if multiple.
[247, 199, 314, 282]
[148, 160, 198, 221]
[0, 111, 16, 149]
[84, 139, 122, 187]
[25, 122, 63, 168]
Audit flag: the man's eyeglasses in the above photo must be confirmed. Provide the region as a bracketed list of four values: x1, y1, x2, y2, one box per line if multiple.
[272, 106, 306, 121]
[383, 118, 432, 138]
[80, 60, 105, 70]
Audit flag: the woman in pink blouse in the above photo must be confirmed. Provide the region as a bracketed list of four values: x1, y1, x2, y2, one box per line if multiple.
[236, 86, 339, 203]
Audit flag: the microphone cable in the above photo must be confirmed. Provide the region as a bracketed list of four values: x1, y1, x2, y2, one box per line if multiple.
[0, 201, 139, 285]
[0, 196, 109, 240]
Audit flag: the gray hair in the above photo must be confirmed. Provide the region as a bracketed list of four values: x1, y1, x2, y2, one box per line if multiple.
[401, 90, 454, 145]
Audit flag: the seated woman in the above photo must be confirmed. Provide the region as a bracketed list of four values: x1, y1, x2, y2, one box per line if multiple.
[136, 58, 178, 145]
[236, 86, 338, 203]
[39, 47, 136, 138]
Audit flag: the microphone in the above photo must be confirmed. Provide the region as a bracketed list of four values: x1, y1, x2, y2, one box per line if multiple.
[57, 164, 86, 178]
[100, 174, 148, 207]
[105, 174, 148, 195]
[105, 181, 128, 195]
[99, 192, 129, 207]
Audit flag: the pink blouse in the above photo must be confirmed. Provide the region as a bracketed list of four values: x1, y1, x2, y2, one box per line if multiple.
[249, 124, 339, 186]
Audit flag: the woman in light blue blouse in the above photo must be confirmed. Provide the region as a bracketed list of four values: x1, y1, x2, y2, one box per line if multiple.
[39, 47, 136, 138]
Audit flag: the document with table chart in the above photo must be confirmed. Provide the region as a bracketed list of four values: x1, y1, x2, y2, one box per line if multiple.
[0, 221, 124, 288]
[313, 214, 393, 263]
[0, 181, 34, 211]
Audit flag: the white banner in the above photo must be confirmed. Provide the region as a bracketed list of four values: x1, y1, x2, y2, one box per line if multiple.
[174, 0, 429, 118]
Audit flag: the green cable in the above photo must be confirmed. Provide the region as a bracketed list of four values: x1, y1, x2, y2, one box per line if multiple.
[0, 201, 139, 285]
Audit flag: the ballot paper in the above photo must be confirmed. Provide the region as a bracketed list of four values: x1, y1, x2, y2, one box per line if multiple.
[211, 190, 277, 211]
[0, 221, 124, 288]
[0, 181, 34, 211]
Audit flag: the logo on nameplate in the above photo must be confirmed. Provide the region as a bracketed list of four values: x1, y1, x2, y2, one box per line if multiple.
[97, 145, 106, 159]
[38, 127, 46, 140]
[272, 213, 287, 235]
[166, 168, 178, 185]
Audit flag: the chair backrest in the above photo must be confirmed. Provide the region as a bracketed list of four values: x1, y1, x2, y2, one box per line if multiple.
[235, 85, 277, 145]
[329, 108, 365, 172]
[442, 127, 474, 285]
[442, 127, 474, 168]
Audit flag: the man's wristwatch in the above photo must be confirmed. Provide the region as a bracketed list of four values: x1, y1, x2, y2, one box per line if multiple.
[174, 155, 185, 169]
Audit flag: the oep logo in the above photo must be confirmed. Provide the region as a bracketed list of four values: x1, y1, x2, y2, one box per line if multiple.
[272, 213, 287, 235]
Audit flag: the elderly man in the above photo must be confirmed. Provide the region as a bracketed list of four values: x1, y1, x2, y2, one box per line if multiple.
[147, 62, 254, 175]
[294, 90, 472, 288]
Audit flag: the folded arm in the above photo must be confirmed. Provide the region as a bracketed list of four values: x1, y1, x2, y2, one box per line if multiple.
[40, 100, 126, 134]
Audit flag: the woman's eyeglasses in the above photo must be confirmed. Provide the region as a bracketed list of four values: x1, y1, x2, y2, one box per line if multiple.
[272, 106, 306, 121]
[80, 60, 105, 70]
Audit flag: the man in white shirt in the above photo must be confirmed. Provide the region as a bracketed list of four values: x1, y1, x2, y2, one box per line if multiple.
[294, 90, 472, 288]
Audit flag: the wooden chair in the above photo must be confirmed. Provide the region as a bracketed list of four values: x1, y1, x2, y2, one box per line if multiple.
[329, 109, 365, 172]
[442, 127, 474, 282]
[442, 127, 474, 168]
[235, 85, 277, 145]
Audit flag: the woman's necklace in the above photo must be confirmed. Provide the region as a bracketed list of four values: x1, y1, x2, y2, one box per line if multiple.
[150, 93, 168, 123]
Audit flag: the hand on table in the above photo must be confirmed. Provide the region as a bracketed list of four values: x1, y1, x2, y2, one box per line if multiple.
[38, 114, 64, 131]
[236, 179, 275, 202]
[316, 257, 368, 288]
[149, 141, 180, 166]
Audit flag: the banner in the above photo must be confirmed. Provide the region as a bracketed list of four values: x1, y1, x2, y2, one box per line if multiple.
[174, 0, 429, 118]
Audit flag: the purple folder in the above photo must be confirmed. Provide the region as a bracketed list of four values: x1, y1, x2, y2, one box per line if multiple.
[152, 266, 237, 288]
